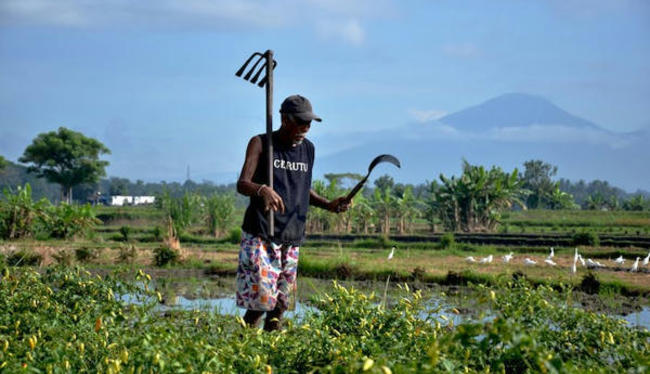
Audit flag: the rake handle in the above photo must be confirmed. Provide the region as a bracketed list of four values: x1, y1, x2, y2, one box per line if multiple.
[264, 50, 274, 237]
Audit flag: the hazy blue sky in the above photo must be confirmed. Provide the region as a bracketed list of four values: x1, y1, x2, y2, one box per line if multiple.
[1, 0, 648, 184]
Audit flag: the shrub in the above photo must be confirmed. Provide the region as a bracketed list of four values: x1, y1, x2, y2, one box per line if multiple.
[227, 227, 242, 244]
[580, 272, 600, 294]
[377, 234, 393, 249]
[117, 244, 137, 264]
[52, 249, 74, 265]
[6, 250, 42, 266]
[0, 184, 49, 240]
[571, 231, 600, 246]
[151, 226, 163, 241]
[440, 232, 455, 249]
[153, 246, 179, 266]
[75, 247, 100, 262]
[43, 203, 100, 239]
[119, 226, 132, 242]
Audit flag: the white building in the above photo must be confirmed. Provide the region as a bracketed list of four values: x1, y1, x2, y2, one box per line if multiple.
[110, 195, 155, 206]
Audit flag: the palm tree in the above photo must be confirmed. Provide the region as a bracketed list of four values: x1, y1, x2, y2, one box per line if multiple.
[372, 187, 397, 234]
[350, 192, 376, 234]
[395, 186, 421, 234]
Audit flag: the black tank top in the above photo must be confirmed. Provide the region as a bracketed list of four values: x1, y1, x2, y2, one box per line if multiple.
[242, 131, 314, 245]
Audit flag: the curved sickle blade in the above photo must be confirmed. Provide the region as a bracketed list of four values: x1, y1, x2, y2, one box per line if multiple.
[343, 154, 401, 203]
[368, 154, 401, 174]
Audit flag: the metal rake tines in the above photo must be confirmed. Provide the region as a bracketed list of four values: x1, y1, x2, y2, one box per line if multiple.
[235, 52, 278, 88]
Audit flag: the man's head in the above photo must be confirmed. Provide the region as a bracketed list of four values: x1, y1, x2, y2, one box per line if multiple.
[279, 95, 321, 146]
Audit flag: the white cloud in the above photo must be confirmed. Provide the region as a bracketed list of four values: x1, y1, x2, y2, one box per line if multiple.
[485, 125, 633, 149]
[397, 122, 635, 149]
[0, 0, 386, 46]
[442, 43, 480, 58]
[0, 0, 389, 35]
[408, 108, 448, 122]
[315, 18, 365, 45]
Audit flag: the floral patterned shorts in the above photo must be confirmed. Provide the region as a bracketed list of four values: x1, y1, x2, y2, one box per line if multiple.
[236, 232, 299, 312]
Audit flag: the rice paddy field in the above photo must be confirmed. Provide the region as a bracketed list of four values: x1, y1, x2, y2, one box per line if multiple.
[1, 206, 649, 372]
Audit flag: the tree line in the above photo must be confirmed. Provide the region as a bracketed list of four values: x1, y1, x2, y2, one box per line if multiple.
[1, 127, 649, 229]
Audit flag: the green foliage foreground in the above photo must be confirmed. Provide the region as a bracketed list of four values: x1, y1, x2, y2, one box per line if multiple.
[1, 267, 648, 373]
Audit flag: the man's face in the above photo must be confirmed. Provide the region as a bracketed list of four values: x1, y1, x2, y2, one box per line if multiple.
[286, 116, 311, 146]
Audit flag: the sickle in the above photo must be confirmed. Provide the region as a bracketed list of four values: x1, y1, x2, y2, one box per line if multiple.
[344, 154, 401, 202]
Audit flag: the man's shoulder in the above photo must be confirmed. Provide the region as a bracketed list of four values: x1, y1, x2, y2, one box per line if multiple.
[303, 138, 315, 149]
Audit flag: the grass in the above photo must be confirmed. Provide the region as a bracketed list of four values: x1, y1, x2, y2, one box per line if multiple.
[3, 236, 648, 295]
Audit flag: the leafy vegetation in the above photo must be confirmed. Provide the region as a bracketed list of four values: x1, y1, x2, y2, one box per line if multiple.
[153, 246, 180, 266]
[43, 203, 101, 239]
[0, 184, 48, 239]
[0, 266, 647, 373]
[156, 191, 199, 250]
[19, 127, 111, 203]
[203, 192, 236, 238]
[432, 161, 526, 232]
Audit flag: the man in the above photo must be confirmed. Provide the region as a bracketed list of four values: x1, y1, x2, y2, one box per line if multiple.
[236, 94, 349, 331]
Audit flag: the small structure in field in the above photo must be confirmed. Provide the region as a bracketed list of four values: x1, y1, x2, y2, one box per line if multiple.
[110, 195, 155, 206]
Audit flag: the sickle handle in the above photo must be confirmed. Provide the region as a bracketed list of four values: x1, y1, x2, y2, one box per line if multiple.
[344, 174, 369, 202]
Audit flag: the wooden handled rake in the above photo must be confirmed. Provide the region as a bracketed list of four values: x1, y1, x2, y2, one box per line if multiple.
[236, 50, 278, 236]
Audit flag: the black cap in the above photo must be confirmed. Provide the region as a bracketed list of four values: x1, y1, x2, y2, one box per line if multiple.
[279, 95, 322, 122]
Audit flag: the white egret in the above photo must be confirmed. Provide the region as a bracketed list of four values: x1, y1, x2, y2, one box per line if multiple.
[502, 252, 514, 263]
[465, 256, 477, 263]
[577, 254, 586, 267]
[586, 259, 605, 269]
[524, 258, 537, 266]
[642, 251, 650, 266]
[630, 257, 640, 272]
[479, 255, 493, 264]
[544, 258, 557, 266]
[387, 246, 395, 260]
[613, 255, 625, 265]
[572, 248, 579, 274]
[547, 247, 555, 259]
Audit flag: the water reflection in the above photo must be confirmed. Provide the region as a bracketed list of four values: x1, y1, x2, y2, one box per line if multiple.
[144, 276, 649, 330]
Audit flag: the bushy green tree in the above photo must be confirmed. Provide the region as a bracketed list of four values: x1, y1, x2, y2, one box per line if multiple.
[622, 195, 647, 211]
[433, 161, 526, 232]
[19, 127, 110, 203]
[546, 184, 579, 210]
[0, 155, 7, 170]
[521, 159, 557, 209]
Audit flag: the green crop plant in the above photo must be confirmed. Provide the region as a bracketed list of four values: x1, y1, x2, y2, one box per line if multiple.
[0, 266, 648, 373]
[0, 184, 49, 240]
[43, 203, 100, 239]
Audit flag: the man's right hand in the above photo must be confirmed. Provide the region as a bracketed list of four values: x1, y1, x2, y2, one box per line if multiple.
[259, 185, 286, 213]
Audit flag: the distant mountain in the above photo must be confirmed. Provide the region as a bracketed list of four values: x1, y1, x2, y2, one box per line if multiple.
[437, 93, 603, 131]
[313, 93, 650, 191]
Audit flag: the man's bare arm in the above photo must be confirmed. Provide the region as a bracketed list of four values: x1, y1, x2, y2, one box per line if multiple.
[309, 189, 350, 213]
[237, 136, 285, 213]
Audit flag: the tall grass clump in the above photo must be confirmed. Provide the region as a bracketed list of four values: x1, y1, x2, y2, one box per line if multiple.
[439, 232, 455, 249]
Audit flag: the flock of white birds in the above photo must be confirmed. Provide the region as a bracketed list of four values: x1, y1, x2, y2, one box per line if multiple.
[465, 247, 650, 273]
